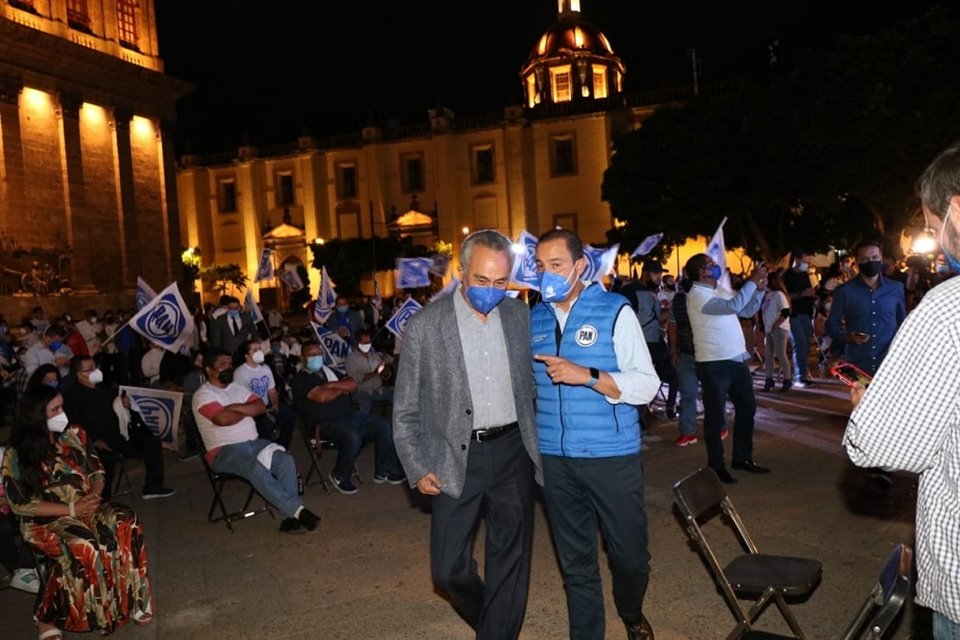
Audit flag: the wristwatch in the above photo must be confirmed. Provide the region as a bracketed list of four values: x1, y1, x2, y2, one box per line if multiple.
[585, 367, 600, 388]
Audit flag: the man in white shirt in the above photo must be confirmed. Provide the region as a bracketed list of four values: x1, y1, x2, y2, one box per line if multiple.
[233, 339, 294, 448]
[684, 253, 768, 484]
[74, 309, 103, 357]
[192, 347, 319, 533]
[22, 325, 72, 377]
[344, 328, 393, 415]
[140, 343, 164, 386]
[844, 142, 960, 637]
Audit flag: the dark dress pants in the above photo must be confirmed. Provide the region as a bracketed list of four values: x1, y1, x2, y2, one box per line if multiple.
[541, 452, 651, 640]
[430, 428, 535, 640]
[696, 358, 757, 470]
[99, 423, 165, 498]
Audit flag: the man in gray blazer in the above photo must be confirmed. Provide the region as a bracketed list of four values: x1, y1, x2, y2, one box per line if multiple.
[393, 230, 542, 640]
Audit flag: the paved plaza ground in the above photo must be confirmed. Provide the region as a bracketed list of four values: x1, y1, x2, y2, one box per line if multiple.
[0, 371, 933, 639]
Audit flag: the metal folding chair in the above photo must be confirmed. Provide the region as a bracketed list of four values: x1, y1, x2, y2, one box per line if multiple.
[298, 417, 363, 494]
[197, 440, 274, 533]
[673, 467, 823, 639]
[99, 450, 132, 498]
[741, 543, 912, 640]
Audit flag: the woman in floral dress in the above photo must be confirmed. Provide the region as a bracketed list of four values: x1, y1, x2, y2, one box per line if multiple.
[1, 384, 153, 639]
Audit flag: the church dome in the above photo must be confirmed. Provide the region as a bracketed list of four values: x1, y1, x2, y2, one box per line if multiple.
[520, 2, 625, 109]
[527, 14, 615, 64]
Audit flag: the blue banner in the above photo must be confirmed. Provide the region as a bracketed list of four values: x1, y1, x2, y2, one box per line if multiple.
[396, 258, 433, 289]
[129, 282, 194, 352]
[385, 297, 422, 338]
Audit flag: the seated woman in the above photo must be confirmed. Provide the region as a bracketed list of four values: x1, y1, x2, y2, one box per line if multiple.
[25, 363, 61, 393]
[1, 385, 153, 639]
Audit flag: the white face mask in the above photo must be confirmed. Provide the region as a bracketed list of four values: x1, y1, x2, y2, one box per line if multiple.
[357, 343, 372, 353]
[47, 412, 69, 433]
[252, 350, 265, 364]
[87, 368, 104, 384]
[797, 261, 810, 273]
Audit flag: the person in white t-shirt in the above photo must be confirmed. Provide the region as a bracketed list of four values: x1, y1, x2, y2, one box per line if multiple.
[760, 272, 793, 392]
[232, 339, 294, 448]
[192, 347, 319, 534]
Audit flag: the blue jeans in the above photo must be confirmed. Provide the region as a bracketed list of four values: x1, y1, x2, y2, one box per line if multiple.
[211, 439, 301, 518]
[789, 314, 813, 380]
[696, 359, 756, 470]
[355, 387, 394, 416]
[935, 611, 960, 639]
[320, 414, 402, 479]
[542, 453, 650, 640]
[676, 352, 698, 436]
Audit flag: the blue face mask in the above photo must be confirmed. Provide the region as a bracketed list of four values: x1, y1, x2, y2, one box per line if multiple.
[49, 340, 63, 351]
[940, 208, 960, 273]
[336, 305, 349, 313]
[306, 355, 324, 373]
[466, 286, 507, 315]
[706, 264, 723, 281]
[539, 266, 577, 302]
[44, 379, 59, 388]
[228, 310, 240, 319]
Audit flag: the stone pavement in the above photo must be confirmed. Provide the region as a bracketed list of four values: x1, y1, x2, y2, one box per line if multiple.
[0, 374, 933, 639]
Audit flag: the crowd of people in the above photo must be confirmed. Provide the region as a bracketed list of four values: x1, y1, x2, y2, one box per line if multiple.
[4, 142, 960, 639]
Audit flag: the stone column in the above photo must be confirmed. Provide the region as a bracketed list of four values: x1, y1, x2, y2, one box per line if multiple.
[112, 107, 138, 290]
[158, 119, 180, 286]
[0, 75, 24, 246]
[57, 91, 97, 293]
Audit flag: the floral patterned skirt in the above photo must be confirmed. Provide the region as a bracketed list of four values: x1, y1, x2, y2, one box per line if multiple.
[22, 502, 153, 634]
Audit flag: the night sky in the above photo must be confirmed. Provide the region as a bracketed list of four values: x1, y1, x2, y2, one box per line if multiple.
[156, 1, 948, 156]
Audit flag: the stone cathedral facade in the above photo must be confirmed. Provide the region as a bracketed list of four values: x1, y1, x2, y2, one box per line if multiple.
[0, 0, 190, 318]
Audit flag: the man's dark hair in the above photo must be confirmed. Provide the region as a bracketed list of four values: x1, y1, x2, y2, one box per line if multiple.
[684, 253, 710, 282]
[355, 328, 372, 341]
[218, 295, 231, 306]
[537, 228, 584, 260]
[918, 140, 960, 220]
[69, 355, 94, 376]
[300, 340, 322, 358]
[202, 347, 232, 370]
[853, 238, 883, 257]
[43, 325, 66, 339]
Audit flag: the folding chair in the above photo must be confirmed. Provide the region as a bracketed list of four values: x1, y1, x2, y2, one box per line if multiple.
[673, 467, 823, 640]
[741, 543, 912, 640]
[298, 417, 363, 494]
[197, 441, 274, 532]
[100, 451, 132, 498]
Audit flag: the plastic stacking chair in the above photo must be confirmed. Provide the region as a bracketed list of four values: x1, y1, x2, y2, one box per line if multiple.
[673, 467, 823, 640]
[739, 543, 913, 640]
[197, 440, 274, 533]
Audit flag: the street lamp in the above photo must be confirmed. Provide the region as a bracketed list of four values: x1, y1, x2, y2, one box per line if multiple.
[462, 226, 470, 236]
[911, 228, 938, 255]
[312, 237, 325, 246]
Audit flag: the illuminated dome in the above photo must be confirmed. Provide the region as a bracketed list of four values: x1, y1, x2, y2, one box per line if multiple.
[527, 15, 614, 62]
[521, 1, 625, 109]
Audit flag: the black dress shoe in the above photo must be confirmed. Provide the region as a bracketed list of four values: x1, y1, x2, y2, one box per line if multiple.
[713, 468, 738, 484]
[279, 517, 304, 533]
[732, 460, 772, 473]
[624, 613, 654, 639]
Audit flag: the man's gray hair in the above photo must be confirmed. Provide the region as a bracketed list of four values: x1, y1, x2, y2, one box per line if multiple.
[918, 140, 960, 221]
[460, 229, 514, 271]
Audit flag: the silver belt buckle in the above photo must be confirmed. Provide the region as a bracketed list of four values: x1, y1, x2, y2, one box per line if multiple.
[473, 429, 487, 442]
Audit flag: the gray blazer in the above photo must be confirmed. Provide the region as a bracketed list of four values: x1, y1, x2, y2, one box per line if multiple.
[393, 293, 542, 499]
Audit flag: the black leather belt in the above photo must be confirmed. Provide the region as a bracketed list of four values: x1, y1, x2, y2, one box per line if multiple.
[472, 422, 518, 442]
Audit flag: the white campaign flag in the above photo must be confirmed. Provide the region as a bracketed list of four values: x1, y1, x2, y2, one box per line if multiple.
[630, 232, 664, 258]
[244, 289, 264, 324]
[280, 268, 304, 291]
[311, 266, 337, 325]
[396, 258, 433, 289]
[706, 218, 732, 292]
[254, 247, 274, 282]
[582, 244, 620, 283]
[120, 386, 183, 451]
[310, 322, 349, 374]
[386, 297, 422, 338]
[509, 230, 540, 290]
[136, 277, 157, 310]
[129, 282, 195, 353]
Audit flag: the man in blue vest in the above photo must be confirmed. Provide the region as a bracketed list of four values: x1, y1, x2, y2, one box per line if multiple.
[531, 228, 661, 640]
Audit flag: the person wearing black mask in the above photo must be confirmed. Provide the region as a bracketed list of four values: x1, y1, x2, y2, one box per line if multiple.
[825, 239, 906, 377]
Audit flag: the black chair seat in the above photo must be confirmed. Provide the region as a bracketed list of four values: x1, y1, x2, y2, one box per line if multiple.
[741, 632, 795, 640]
[725, 554, 822, 595]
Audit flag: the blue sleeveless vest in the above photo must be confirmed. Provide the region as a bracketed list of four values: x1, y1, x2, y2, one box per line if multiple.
[531, 284, 640, 457]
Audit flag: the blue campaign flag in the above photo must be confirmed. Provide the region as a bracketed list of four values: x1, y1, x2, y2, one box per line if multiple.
[136, 277, 157, 310]
[129, 282, 195, 353]
[385, 297, 422, 339]
[120, 386, 183, 451]
[630, 232, 664, 258]
[581, 244, 620, 283]
[396, 258, 433, 289]
[254, 247, 274, 282]
[509, 230, 541, 290]
[310, 322, 349, 373]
